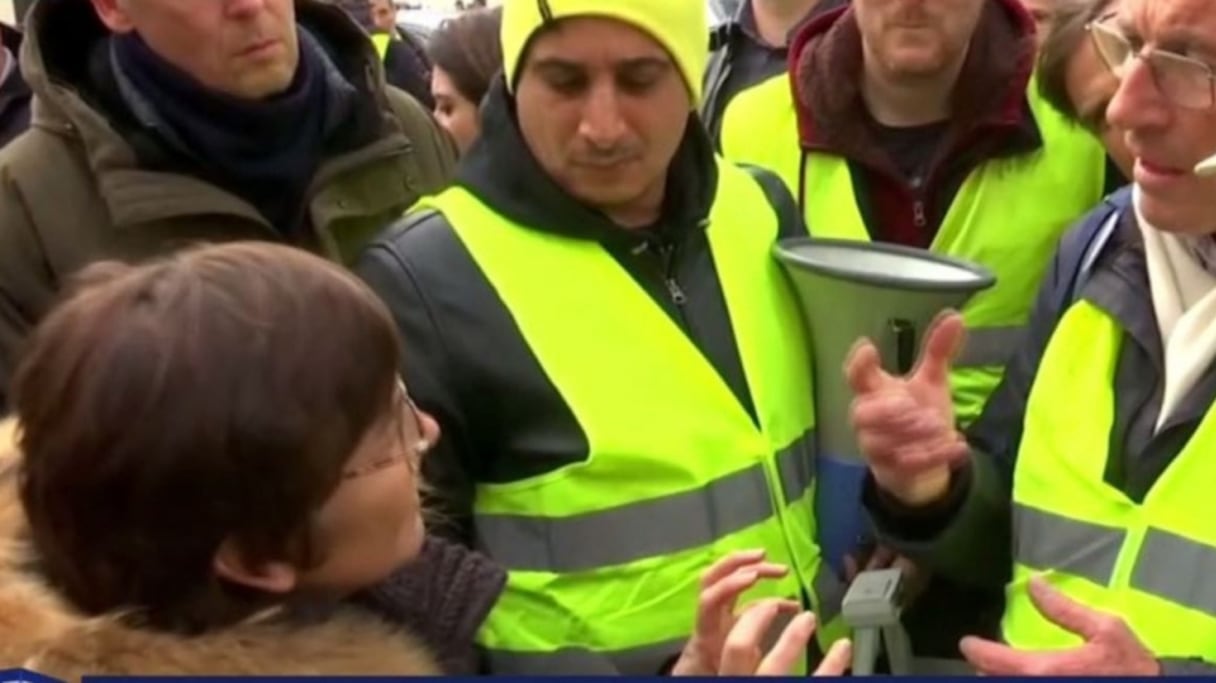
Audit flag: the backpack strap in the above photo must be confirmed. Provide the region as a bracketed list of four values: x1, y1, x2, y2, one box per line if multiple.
[1064, 192, 1128, 306]
[1070, 209, 1121, 303]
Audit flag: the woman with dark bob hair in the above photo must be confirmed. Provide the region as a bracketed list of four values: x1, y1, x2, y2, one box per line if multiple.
[0, 242, 505, 676]
[0, 242, 850, 677]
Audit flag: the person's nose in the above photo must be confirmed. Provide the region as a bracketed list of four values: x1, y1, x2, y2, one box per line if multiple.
[1106, 57, 1172, 140]
[418, 410, 442, 453]
[577, 81, 628, 149]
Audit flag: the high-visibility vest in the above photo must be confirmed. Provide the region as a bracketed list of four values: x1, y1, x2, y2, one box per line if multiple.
[371, 32, 390, 61]
[415, 158, 845, 674]
[1002, 299, 1216, 661]
[720, 73, 1107, 423]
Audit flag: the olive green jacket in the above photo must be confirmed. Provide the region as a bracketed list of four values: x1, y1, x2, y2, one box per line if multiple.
[0, 0, 457, 399]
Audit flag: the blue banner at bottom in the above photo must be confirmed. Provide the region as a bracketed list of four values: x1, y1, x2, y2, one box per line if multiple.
[0, 667, 1168, 681]
[0, 669, 62, 683]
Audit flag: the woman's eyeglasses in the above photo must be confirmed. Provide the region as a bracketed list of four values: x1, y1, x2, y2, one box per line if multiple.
[342, 381, 431, 480]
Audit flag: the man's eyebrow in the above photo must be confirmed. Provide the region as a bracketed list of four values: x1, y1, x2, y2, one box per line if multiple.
[530, 57, 583, 72]
[617, 56, 671, 70]
[1156, 28, 1216, 62]
[530, 56, 672, 71]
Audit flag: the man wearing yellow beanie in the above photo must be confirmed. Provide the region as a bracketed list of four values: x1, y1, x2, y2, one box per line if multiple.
[357, 0, 849, 675]
[500, 0, 709, 103]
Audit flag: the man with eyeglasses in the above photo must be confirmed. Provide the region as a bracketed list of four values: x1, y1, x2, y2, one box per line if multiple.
[849, 0, 1216, 675]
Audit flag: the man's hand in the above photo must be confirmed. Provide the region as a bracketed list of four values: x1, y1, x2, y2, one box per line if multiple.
[845, 311, 969, 506]
[672, 550, 853, 676]
[960, 577, 1160, 676]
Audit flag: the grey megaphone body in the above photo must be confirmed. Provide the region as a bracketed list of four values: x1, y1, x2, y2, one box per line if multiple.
[774, 238, 995, 575]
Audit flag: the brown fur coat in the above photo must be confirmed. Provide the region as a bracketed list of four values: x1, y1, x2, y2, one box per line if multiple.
[0, 420, 442, 678]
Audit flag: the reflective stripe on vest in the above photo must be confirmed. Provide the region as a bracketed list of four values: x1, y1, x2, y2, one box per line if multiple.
[719, 73, 1107, 423]
[1003, 300, 1216, 660]
[371, 32, 390, 61]
[476, 435, 815, 572]
[417, 159, 842, 674]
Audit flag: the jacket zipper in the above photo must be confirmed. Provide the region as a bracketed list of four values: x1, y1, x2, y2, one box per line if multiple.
[659, 242, 688, 308]
[912, 199, 928, 229]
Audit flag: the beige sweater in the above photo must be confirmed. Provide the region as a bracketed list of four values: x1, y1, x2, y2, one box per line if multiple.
[1136, 186, 1216, 430]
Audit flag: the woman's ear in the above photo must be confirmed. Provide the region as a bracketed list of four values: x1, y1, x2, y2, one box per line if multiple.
[213, 538, 298, 594]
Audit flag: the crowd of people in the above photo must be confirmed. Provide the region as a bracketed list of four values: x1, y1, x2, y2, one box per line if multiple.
[0, 0, 1212, 676]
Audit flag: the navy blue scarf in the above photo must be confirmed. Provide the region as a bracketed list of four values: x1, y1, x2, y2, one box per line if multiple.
[110, 29, 358, 234]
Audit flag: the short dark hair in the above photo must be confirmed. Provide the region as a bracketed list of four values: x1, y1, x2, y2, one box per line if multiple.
[427, 7, 504, 106]
[1037, 0, 1115, 128]
[14, 243, 402, 633]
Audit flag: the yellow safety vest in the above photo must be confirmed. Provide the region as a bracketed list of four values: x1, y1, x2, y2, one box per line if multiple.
[371, 32, 390, 61]
[415, 158, 845, 674]
[1002, 300, 1216, 661]
[720, 73, 1107, 423]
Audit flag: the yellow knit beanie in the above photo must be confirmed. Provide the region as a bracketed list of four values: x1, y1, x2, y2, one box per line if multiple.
[500, 0, 708, 104]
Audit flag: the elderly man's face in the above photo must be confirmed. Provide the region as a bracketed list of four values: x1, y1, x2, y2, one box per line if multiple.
[90, 0, 299, 100]
[1105, 0, 1216, 234]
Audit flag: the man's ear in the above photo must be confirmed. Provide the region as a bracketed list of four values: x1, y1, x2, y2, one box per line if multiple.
[213, 538, 298, 595]
[89, 0, 136, 33]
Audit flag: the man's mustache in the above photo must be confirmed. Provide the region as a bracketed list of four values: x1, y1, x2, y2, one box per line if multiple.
[570, 146, 643, 167]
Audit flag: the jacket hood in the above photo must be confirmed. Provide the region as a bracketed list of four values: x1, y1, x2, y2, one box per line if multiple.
[0, 421, 441, 678]
[18, 0, 391, 169]
[787, 0, 1037, 156]
[456, 77, 720, 250]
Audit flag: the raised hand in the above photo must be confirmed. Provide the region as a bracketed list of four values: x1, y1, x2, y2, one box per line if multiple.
[672, 550, 853, 677]
[845, 311, 970, 505]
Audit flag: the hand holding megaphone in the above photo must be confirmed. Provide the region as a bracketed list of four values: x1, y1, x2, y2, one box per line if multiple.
[845, 311, 970, 506]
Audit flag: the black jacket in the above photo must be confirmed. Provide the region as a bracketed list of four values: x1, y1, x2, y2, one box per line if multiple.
[355, 78, 804, 543]
[384, 36, 434, 110]
[701, 0, 846, 148]
[866, 187, 1216, 675]
[0, 23, 30, 149]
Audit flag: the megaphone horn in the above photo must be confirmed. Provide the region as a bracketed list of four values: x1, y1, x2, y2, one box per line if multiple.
[773, 238, 995, 575]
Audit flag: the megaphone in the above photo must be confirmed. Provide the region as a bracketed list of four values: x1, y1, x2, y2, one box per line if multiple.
[774, 238, 995, 575]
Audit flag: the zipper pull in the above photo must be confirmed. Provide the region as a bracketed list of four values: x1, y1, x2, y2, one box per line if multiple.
[912, 200, 927, 228]
[666, 278, 687, 306]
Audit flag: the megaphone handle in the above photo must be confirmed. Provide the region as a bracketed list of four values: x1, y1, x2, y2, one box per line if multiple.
[890, 318, 917, 374]
[851, 625, 881, 676]
[882, 621, 914, 675]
